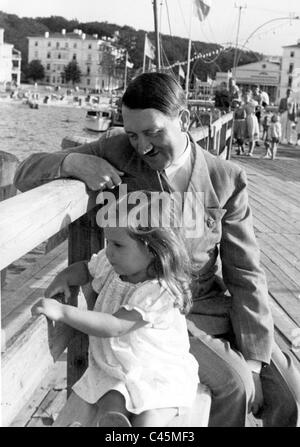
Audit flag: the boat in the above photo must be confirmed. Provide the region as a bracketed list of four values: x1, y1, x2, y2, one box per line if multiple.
[84, 107, 113, 132]
[28, 101, 39, 109]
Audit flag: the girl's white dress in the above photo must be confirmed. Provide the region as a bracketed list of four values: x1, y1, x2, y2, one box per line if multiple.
[72, 249, 199, 414]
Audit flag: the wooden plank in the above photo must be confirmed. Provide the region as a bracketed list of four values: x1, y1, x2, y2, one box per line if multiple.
[260, 253, 300, 326]
[2, 240, 67, 321]
[271, 300, 300, 364]
[53, 384, 211, 427]
[259, 237, 300, 293]
[27, 389, 67, 427]
[66, 213, 104, 394]
[9, 352, 67, 427]
[1, 315, 74, 426]
[247, 186, 300, 231]
[0, 180, 97, 271]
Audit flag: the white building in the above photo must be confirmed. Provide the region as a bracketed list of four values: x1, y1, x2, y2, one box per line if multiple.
[234, 61, 281, 104]
[279, 39, 300, 101]
[28, 29, 125, 91]
[0, 28, 21, 88]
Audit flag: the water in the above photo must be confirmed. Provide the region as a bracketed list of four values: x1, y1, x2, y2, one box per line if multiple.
[0, 100, 100, 292]
[0, 101, 98, 161]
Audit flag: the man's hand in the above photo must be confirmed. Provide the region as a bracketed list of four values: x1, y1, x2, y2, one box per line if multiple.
[62, 153, 124, 191]
[31, 298, 64, 322]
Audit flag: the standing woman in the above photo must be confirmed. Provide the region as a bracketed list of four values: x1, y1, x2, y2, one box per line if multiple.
[243, 90, 260, 156]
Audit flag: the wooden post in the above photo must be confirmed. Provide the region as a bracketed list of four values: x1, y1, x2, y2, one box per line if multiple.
[0, 151, 19, 289]
[67, 206, 104, 395]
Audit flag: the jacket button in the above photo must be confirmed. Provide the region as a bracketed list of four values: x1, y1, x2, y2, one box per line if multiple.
[207, 217, 215, 228]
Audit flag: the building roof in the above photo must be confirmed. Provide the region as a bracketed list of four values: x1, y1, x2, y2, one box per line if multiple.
[282, 42, 300, 49]
[27, 31, 115, 44]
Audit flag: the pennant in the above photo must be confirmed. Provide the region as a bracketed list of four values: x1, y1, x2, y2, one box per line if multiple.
[144, 34, 155, 60]
[179, 65, 185, 79]
[193, 0, 211, 22]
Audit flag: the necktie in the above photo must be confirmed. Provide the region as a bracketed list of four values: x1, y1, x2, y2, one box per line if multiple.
[156, 170, 174, 193]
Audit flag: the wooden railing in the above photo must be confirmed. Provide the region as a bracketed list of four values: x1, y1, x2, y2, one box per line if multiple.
[1, 113, 234, 426]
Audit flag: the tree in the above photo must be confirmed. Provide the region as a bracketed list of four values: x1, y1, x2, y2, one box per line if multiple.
[26, 59, 45, 81]
[64, 61, 81, 85]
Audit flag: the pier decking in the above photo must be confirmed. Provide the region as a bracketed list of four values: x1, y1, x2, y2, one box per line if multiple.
[232, 143, 300, 366]
[2, 140, 300, 427]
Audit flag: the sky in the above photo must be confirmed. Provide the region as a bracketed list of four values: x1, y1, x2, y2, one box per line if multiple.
[1, 0, 300, 56]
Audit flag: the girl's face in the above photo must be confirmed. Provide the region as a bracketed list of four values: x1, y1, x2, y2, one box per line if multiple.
[104, 227, 153, 283]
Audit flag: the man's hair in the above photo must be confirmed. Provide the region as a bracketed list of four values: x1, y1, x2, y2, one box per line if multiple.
[122, 72, 187, 117]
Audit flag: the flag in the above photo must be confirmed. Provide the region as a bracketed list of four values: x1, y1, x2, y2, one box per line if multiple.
[144, 33, 155, 60]
[193, 0, 211, 22]
[179, 64, 185, 79]
[126, 60, 133, 68]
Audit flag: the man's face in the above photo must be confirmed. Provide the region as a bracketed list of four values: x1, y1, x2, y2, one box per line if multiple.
[122, 106, 188, 171]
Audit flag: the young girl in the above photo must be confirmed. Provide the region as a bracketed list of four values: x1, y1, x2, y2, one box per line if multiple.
[269, 114, 282, 160]
[32, 192, 199, 427]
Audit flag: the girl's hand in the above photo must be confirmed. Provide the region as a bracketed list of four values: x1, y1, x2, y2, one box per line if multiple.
[45, 273, 71, 303]
[31, 298, 64, 322]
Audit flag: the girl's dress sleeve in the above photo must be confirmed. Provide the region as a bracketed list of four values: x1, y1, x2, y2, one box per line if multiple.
[122, 282, 175, 326]
[87, 248, 111, 293]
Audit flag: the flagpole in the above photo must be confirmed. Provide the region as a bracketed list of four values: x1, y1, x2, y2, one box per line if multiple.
[185, 0, 194, 98]
[124, 51, 128, 92]
[152, 0, 161, 70]
[142, 33, 147, 73]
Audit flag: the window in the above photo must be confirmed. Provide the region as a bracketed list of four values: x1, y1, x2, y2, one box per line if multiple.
[87, 67, 90, 75]
[35, 41, 38, 46]
[48, 42, 51, 47]
[46, 76, 50, 83]
[47, 64, 50, 70]
[65, 42, 69, 48]
[73, 54, 77, 60]
[288, 76, 293, 87]
[73, 43, 77, 48]
[290, 51, 295, 57]
[262, 64, 266, 69]
[53, 76, 56, 83]
[88, 44, 92, 49]
[56, 42, 60, 49]
[58, 53, 61, 59]
[47, 52, 51, 59]
[288, 63, 294, 74]
[87, 78, 91, 85]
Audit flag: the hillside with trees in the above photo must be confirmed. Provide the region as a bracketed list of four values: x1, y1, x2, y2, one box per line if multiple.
[0, 10, 262, 82]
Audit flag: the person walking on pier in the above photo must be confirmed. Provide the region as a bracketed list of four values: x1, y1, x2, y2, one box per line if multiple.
[269, 114, 282, 160]
[278, 89, 296, 145]
[15, 72, 300, 427]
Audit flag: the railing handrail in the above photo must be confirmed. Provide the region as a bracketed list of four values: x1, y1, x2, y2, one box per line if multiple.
[0, 179, 95, 272]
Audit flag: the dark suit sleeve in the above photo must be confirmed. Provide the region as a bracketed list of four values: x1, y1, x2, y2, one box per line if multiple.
[220, 170, 274, 364]
[14, 127, 126, 192]
[14, 137, 105, 192]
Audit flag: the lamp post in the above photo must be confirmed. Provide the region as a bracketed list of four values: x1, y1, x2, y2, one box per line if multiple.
[234, 15, 300, 71]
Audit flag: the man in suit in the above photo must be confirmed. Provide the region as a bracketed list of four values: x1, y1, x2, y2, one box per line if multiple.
[14, 73, 300, 427]
[279, 88, 296, 144]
